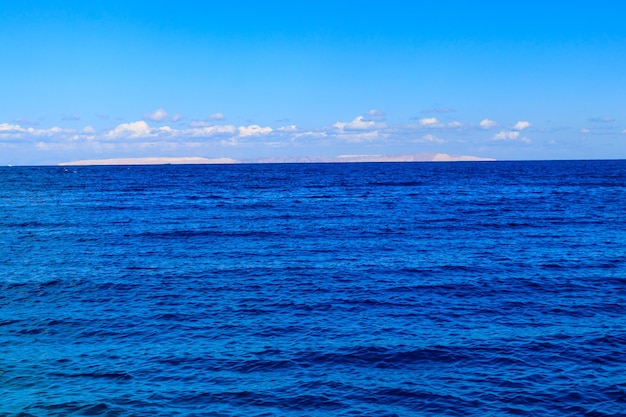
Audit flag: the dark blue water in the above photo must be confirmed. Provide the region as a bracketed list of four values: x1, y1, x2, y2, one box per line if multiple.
[1, 161, 625, 416]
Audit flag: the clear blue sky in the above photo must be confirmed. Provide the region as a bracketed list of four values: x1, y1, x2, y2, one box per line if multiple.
[2, 1, 625, 164]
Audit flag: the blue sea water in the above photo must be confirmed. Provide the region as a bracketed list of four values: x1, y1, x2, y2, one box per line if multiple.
[0, 160, 625, 416]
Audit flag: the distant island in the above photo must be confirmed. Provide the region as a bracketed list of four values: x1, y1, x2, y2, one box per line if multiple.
[59, 157, 238, 166]
[254, 153, 495, 163]
[59, 153, 495, 166]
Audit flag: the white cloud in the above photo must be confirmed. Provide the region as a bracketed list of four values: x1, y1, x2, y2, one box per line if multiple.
[293, 131, 328, 140]
[209, 112, 225, 120]
[172, 114, 184, 122]
[220, 137, 239, 146]
[143, 108, 168, 122]
[419, 117, 443, 127]
[333, 112, 388, 133]
[35, 141, 66, 150]
[581, 128, 591, 134]
[238, 125, 273, 137]
[336, 130, 383, 143]
[157, 126, 176, 134]
[188, 120, 211, 128]
[493, 131, 520, 140]
[278, 125, 298, 132]
[420, 134, 446, 144]
[365, 109, 386, 121]
[25, 126, 70, 138]
[334, 116, 378, 131]
[106, 121, 153, 139]
[480, 119, 497, 129]
[448, 121, 463, 128]
[330, 113, 389, 143]
[513, 121, 531, 131]
[186, 125, 236, 137]
[0, 123, 24, 132]
[0, 123, 90, 142]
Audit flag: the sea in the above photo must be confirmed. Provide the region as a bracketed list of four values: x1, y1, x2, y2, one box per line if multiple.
[1, 160, 625, 417]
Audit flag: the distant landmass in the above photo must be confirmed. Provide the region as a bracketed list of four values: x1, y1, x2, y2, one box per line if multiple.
[252, 153, 495, 163]
[59, 157, 238, 166]
[59, 153, 494, 166]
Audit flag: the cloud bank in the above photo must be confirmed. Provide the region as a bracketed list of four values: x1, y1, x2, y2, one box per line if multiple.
[11, 109, 622, 164]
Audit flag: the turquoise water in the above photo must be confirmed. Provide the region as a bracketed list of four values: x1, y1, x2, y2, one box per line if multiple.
[1, 161, 625, 416]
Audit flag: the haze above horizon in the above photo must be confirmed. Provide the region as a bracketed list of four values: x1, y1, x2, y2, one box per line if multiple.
[2, 1, 625, 165]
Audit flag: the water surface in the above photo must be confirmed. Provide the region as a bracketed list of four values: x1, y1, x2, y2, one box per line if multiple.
[1, 161, 625, 416]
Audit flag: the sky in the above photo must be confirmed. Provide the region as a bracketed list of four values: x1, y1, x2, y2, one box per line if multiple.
[1, 1, 626, 165]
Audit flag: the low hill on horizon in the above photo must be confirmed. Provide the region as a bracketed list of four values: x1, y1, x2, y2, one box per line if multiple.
[59, 153, 495, 166]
